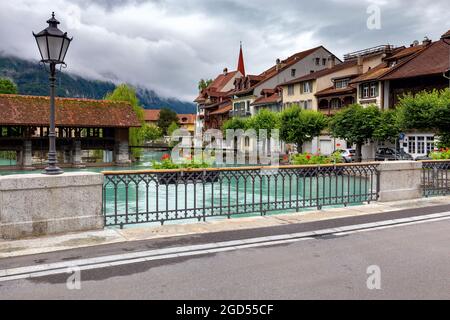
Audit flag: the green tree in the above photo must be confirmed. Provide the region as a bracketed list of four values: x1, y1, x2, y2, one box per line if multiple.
[167, 121, 180, 136]
[329, 104, 381, 162]
[141, 124, 162, 142]
[246, 109, 280, 138]
[430, 89, 450, 147]
[221, 117, 249, 133]
[279, 105, 328, 153]
[0, 78, 18, 94]
[396, 90, 441, 131]
[246, 109, 280, 153]
[397, 89, 450, 148]
[157, 108, 179, 135]
[104, 84, 145, 159]
[373, 109, 401, 143]
[198, 79, 213, 91]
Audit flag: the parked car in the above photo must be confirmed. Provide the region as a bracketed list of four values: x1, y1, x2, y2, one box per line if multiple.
[375, 148, 413, 161]
[338, 149, 356, 163]
[415, 153, 432, 161]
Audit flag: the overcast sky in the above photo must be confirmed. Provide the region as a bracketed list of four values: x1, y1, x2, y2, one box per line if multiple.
[0, 0, 449, 101]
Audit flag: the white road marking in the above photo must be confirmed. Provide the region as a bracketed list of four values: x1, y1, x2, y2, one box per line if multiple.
[0, 212, 449, 282]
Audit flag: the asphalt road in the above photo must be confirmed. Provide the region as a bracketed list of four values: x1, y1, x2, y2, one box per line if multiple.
[0, 218, 449, 300]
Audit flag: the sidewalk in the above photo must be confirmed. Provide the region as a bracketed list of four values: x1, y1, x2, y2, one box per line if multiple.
[1, 196, 449, 259]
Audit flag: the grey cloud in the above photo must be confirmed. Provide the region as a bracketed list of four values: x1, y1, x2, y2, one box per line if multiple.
[0, 0, 449, 101]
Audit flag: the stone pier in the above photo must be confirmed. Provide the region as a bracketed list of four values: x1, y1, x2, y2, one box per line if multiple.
[114, 128, 131, 166]
[21, 140, 33, 170]
[72, 140, 84, 168]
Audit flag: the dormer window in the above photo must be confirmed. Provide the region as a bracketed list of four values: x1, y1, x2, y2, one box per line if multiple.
[335, 79, 349, 89]
[291, 69, 296, 77]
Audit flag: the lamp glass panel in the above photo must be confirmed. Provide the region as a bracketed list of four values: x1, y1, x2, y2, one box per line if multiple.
[47, 35, 64, 61]
[60, 38, 70, 62]
[36, 36, 49, 60]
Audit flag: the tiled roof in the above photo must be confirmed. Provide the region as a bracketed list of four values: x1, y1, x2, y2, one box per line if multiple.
[230, 75, 264, 96]
[251, 94, 281, 106]
[144, 109, 196, 124]
[209, 103, 232, 115]
[350, 63, 390, 83]
[442, 30, 450, 39]
[381, 40, 450, 80]
[210, 71, 238, 91]
[233, 46, 335, 96]
[315, 86, 357, 97]
[0, 94, 141, 127]
[259, 46, 325, 80]
[384, 44, 425, 61]
[194, 71, 239, 102]
[281, 60, 358, 86]
[178, 114, 196, 124]
[144, 109, 160, 122]
[350, 44, 430, 84]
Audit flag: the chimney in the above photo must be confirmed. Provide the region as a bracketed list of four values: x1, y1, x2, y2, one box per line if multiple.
[410, 40, 420, 47]
[422, 36, 432, 46]
[276, 58, 282, 71]
[223, 68, 228, 76]
[328, 55, 336, 69]
[356, 55, 364, 74]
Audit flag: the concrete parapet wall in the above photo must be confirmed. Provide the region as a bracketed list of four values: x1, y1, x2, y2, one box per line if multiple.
[0, 172, 104, 240]
[377, 161, 422, 202]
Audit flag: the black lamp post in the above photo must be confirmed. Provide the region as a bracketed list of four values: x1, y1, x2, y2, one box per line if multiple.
[33, 12, 72, 175]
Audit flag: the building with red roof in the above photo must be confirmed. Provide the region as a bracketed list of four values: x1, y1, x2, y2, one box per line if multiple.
[143, 109, 196, 135]
[0, 94, 141, 168]
[230, 46, 339, 118]
[195, 45, 246, 131]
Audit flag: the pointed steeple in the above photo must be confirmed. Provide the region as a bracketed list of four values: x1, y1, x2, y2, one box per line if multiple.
[237, 41, 246, 76]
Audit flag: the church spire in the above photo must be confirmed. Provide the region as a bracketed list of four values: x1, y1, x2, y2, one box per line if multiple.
[237, 41, 246, 76]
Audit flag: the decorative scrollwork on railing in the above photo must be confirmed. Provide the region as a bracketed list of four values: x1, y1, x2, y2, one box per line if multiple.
[421, 161, 450, 197]
[102, 164, 380, 228]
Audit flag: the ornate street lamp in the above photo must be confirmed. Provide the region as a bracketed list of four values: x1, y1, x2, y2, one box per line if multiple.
[33, 12, 72, 175]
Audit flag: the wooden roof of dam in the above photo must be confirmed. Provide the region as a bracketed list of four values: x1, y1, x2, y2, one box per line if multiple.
[0, 94, 142, 128]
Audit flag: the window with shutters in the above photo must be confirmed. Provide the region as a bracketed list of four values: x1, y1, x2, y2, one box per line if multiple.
[287, 85, 294, 96]
[360, 82, 379, 98]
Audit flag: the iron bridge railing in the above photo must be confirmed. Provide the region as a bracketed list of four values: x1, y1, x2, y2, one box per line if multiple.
[102, 163, 380, 228]
[421, 160, 450, 197]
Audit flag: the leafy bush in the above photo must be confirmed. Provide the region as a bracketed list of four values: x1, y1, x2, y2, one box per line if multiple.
[430, 148, 450, 160]
[291, 151, 342, 165]
[151, 153, 212, 169]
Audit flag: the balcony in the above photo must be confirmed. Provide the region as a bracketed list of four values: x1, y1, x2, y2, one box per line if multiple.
[229, 110, 252, 117]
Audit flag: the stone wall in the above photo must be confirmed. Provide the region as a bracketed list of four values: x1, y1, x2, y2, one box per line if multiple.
[377, 161, 422, 202]
[0, 172, 104, 240]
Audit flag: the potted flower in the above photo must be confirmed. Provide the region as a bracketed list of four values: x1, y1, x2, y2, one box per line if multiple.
[152, 153, 219, 184]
